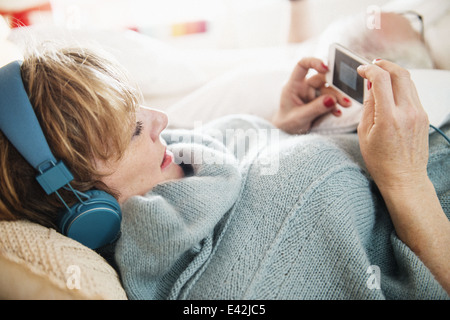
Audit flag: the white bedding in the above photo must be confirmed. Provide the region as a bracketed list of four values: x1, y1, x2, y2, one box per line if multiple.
[7, 0, 450, 132]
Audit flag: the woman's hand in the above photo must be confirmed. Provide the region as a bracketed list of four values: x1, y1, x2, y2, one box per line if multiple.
[358, 60, 450, 294]
[272, 57, 352, 134]
[356, 60, 430, 191]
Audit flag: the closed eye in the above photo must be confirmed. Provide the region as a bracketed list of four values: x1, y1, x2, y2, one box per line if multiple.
[132, 121, 143, 138]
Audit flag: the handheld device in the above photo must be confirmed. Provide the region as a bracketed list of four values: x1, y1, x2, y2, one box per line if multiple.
[0, 60, 122, 249]
[326, 43, 371, 105]
[325, 44, 450, 144]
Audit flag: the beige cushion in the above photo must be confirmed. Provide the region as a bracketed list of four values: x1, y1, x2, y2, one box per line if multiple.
[0, 220, 127, 300]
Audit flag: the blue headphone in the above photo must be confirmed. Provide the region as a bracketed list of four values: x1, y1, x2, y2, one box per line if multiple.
[0, 60, 121, 249]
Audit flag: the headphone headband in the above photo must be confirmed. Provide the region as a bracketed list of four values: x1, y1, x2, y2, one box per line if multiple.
[0, 60, 121, 249]
[0, 61, 73, 194]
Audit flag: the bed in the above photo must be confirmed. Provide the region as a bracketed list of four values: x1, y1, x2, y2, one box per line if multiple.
[0, 0, 449, 299]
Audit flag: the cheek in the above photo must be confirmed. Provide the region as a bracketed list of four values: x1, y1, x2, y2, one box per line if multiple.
[132, 149, 165, 186]
[141, 159, 164, 183]
[101, 149, 164, 201]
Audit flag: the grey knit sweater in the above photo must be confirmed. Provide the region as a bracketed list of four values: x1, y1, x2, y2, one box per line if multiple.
[115, 114, 450, 300]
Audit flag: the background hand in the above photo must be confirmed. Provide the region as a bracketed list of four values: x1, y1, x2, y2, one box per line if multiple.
[272, 57, 352, 134]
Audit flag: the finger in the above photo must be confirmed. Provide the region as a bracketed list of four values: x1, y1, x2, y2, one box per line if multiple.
[306, 73, 326, 89]
[308, 74, 352, 108]
[320, 86, 353, 108]
[358, 87, 375, 136]
[374, 60, 429, 135]
[295, 95, 337, 121]
[357, 64, 395, 115]
[289, 57, 329, 83]
[372, 59, 414, 107]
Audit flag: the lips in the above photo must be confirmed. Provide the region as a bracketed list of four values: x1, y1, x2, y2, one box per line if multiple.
[160, 148, 174, 170]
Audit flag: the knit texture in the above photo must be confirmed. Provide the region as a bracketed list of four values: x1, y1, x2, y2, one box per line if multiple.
[115, 114, 450, 300]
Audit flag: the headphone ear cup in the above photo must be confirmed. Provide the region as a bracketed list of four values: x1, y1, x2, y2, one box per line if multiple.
[59, 190, 122, 249]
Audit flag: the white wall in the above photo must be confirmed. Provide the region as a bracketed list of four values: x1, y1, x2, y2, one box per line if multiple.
[2, 0, 395, 49]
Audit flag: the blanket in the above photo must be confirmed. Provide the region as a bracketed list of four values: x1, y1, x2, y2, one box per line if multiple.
[114, 114, 450, 300]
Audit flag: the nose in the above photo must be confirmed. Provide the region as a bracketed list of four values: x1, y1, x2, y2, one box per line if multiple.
[142, 106, 168, 142]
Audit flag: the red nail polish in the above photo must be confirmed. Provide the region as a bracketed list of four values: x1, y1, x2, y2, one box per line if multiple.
[335, 109, 342, 116]
[321, 63, 329, 71]
[343, 97, 351, 104]
[324, 97, 335, 108]
[367, 81, 372, 90]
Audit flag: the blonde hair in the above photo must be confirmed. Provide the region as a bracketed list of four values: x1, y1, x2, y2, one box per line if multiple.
[0, 44, 141, 229]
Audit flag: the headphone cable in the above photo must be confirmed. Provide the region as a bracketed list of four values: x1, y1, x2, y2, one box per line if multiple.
[430, 124, 450, 145]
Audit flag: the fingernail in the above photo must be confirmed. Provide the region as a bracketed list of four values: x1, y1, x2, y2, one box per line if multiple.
[373, 58, 382, 63]
[324, 96, 335, 108]
[334, 109, 342, 116]
[367, 81, 372, 90]
[343, 97, 351, 104]
[321, 63, 329, 71]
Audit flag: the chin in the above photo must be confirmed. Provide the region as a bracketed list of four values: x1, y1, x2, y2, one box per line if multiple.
[163, 162, 185, 181]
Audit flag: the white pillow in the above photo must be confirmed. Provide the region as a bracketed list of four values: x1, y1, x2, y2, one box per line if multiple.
[8, 26, 208, 109]
[410, 69, 450, 127]
[0, 16, 23, 67]
[166, 63, 292, 129]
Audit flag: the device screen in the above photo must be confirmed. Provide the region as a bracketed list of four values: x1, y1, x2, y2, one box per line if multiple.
[332, 48, 365, 104]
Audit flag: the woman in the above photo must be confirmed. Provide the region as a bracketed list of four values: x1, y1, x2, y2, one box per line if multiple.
[0, 46, 448, 299]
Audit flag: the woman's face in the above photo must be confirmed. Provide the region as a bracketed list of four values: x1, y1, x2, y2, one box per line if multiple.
[97, 106, 184, 204]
